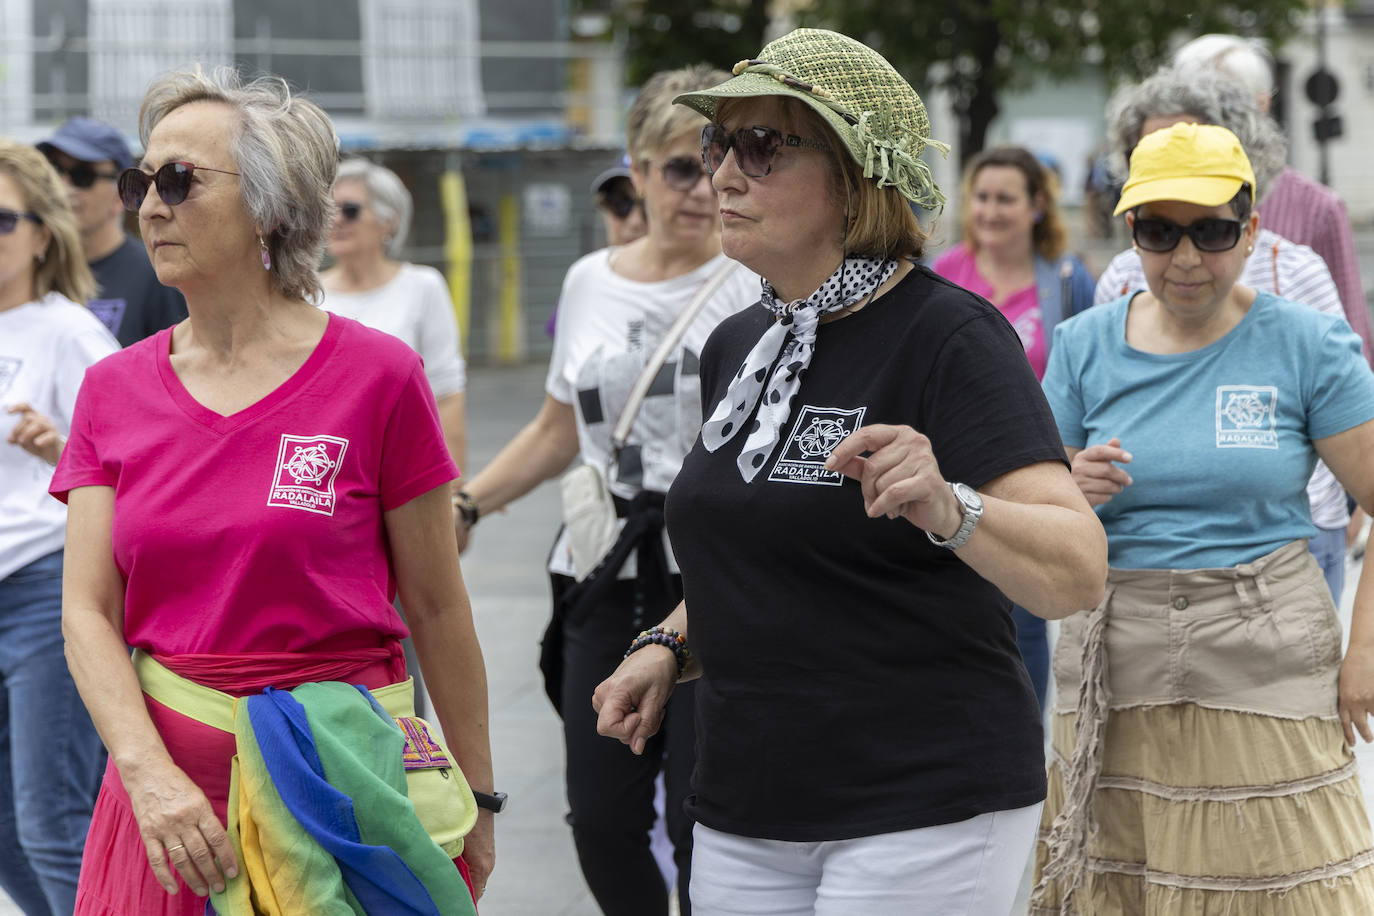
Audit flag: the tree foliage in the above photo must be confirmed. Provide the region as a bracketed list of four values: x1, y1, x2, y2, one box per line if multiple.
[801, 0, 1307, 163]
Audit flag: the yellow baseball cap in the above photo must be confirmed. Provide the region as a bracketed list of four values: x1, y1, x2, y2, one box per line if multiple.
[1114, 122, 1255, 216]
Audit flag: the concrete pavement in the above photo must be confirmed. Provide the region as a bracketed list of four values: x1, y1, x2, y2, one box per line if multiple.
[456, 363, 601, 916]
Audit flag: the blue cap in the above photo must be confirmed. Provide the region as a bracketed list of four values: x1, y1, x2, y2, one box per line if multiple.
[37, 117, 135, 171]
[590, 153, 633, 194]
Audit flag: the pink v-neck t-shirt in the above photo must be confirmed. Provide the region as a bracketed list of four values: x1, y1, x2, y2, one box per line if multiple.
[932, 244, 1047, 380]
[51, 313, 459, 656]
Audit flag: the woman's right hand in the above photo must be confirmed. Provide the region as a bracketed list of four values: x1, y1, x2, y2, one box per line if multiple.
[1070, 437, 1133, 507]
[593, 645, 678, 756]
[123, 755, 238, 896]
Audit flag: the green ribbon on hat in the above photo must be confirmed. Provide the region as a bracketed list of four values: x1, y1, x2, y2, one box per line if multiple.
[854, 105, 949, 210]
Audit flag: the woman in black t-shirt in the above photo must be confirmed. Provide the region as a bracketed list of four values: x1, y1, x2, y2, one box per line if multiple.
[592, 28, 1108, 915]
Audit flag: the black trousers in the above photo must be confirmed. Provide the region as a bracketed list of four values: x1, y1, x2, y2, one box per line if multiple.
[553, 572, 696, 916]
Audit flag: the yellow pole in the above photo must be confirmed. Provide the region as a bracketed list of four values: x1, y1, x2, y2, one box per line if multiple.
[439, 166, 472, 356]
[497, 193, 523, 363]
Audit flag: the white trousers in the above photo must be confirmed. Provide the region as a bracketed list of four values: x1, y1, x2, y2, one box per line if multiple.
[689, 802, 1042, 916]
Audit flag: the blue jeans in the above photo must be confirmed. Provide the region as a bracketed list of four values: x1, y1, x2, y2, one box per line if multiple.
[1011, 605, 1048, 713]
[1308, 526, 1346, 605]
[0, 550, 105, 915]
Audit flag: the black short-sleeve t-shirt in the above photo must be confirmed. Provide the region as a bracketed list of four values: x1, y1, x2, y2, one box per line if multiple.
[665, 264, 1066, 842]
[88, 237, 188, 347]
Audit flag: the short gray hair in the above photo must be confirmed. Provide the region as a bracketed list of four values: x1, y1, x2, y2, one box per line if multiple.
[1106, 67, 1286, 202]
[337, 158, 413, 260]
[1173, 34, 1274, 100]
[138, 66, 338, 302]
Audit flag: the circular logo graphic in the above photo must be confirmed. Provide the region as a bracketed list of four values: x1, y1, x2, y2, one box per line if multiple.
[1222, 392, 1269, 429]
[796, 417, 848, 458]
[284, 444, 337, 484]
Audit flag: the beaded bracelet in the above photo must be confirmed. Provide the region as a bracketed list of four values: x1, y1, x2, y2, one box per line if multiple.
[624, 626, 693, 679]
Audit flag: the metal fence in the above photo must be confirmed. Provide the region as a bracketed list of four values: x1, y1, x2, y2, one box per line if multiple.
[2, 0, 621, 136]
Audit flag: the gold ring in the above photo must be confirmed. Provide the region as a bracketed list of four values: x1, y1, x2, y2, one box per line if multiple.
[166, 843, 185, 853]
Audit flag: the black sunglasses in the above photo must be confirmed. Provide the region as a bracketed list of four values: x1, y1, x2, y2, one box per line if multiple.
[652, 155, 707, 191]
[43, 155, 120, 189]
[338, 202, 364, 221]
[0, 208, 40, 234]
[598, 189, 642, 220]
[1132, 217, 1243, 253]
[701, 124, 830, 179]
[117, 161, 241, 212]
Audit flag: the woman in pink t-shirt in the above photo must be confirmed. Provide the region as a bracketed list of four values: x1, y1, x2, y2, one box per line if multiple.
[50, 69, 495, 914]
[932, 146, 1096, 712]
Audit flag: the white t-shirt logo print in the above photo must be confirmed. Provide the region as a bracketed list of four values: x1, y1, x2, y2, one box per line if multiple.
[796, 417, 848, 458]
[284, 444, 337, 485]
[768, 405, 867, 486]
[1216, 385, 1279, 449]
[267, 434, 350, 515]
[0, 357, 20, 397]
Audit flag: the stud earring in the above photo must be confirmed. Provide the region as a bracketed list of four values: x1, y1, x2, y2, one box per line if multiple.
[259, 235, 272, 271]
[1245, 245, 1253, 255]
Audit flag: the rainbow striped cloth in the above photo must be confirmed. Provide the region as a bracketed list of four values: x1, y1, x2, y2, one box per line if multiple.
[209, 682, 477, 916]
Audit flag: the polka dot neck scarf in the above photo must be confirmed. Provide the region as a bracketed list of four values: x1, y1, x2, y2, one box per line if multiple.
[701, 256, 896, 481]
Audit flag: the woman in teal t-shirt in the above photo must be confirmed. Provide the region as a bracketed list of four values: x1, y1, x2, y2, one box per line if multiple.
[1033, 123, 1374, 913]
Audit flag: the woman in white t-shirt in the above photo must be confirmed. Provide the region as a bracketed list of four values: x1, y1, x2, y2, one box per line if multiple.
[0, 140, 117, 915]
[321, 158, 468, 475]
[453, 66, 758, 916]
[320, 159, 470, 721]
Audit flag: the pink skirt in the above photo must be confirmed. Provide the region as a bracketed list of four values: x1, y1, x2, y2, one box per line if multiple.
[73, 645, 472, 915]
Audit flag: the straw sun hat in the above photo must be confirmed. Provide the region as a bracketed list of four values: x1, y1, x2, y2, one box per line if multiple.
[675, 27, 949, 209]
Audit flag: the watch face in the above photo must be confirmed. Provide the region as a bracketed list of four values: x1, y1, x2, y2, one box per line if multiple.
[952, 482, 983, 510]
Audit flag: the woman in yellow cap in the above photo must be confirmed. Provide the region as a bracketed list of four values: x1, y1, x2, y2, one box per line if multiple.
[592, 27, 1108, 914]
[1034, 121, 1374, 912]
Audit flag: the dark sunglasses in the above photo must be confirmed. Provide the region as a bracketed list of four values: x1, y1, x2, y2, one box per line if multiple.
[701, 123, 830, 179]
[338, 202, 364, 221]
[1132, 217, 1242, 253]
[117, 161, 241, 212]
[654, 155, 707, 191]
[0, 208, 40, 234]
[598, 190, 642, 220]
[44, 156, 120, 189]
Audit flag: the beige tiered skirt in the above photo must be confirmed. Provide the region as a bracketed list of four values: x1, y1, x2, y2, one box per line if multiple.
[1031, 541, 1374, 914]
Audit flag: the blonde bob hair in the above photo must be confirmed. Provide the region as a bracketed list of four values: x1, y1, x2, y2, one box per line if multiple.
[138, 66, 338, 302]
[626, 65, 731, 164]
[786, 100, 927, 261]
[0, 140, 95, 304]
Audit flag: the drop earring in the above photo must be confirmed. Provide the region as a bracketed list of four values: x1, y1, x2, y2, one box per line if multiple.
[259, 235, 272, 271]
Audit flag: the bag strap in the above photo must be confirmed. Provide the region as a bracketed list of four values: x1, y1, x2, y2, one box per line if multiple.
[132, 648, 418, 733]
[611, 258, 741, 453]
[1035, 255, 1066, 340]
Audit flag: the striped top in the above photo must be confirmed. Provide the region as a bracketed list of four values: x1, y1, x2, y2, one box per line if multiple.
[1259, 166, 1372, 366]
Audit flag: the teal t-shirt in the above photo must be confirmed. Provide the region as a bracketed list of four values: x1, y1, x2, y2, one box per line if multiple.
[1043, 291, 1374, 569]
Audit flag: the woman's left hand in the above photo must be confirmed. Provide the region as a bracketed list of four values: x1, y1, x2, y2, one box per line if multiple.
[6, 403, 64, 466]
[1339, 642, 1374, 746]
[463, 812, 495, 899]
[825, 424, 961, 534]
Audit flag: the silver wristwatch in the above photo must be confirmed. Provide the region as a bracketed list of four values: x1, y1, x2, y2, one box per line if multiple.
[926, 482, 984, 551]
